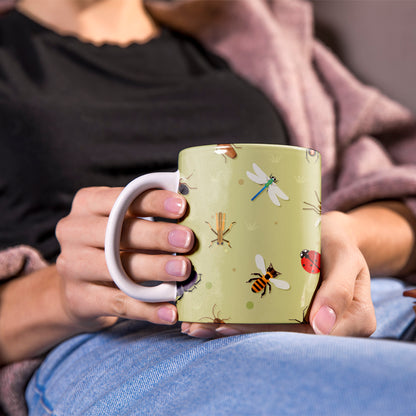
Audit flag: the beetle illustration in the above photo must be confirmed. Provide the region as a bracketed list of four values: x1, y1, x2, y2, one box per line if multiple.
[199, 304, 230, 324]
[300, 249, 321, 274]
[215, 144, 240, 162]
[305, 148, 320, 163]
[179, 171, 197, 195]
[303, 191, 322, 227]
[176, 270, 202, 300]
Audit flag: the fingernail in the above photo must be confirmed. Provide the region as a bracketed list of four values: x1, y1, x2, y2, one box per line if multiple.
[168, 229, 192, 249]
[216, 327, 241, 336]
[188, 328, 216, 338]
[157, 306, 177, 324]
[164, 197, 185, 215]
[312, 305, 336, 335]
[181, 322, 191, 334]
[165, 259, 187, 277]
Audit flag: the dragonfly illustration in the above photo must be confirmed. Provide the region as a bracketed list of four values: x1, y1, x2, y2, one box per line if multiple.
[246, 163, 289, 206]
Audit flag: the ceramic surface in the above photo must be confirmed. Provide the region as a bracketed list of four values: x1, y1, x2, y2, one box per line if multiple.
[176, 144, 321, 324]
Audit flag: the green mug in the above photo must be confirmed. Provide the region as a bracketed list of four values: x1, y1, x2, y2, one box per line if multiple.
[105, 144, 321, 324]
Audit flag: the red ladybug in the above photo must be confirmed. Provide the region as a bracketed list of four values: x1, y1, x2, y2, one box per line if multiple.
[300, 249, 321, 274]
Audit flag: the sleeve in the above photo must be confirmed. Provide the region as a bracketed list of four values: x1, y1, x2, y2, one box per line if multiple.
[0, 245, 48, 416]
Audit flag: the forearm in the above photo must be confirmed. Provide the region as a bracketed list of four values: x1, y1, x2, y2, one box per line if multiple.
[0, 265, 82, 365]
[332, 201, 416, 277]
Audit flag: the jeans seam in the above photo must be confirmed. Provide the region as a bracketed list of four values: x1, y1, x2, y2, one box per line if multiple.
[33, 384, 54, 415]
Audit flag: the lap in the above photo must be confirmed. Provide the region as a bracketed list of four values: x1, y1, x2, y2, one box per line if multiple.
[26, 278, 416, 416]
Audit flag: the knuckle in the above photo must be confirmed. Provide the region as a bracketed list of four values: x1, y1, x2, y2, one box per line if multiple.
[55, 216, 71, 243]
[111, 293, 129, 317]
[56, 253, 70, 277]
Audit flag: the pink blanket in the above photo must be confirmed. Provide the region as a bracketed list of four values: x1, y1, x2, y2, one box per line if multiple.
[1, 0, 416, 414]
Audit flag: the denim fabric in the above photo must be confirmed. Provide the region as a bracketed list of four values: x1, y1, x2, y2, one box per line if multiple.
[26, 278, 416, 416]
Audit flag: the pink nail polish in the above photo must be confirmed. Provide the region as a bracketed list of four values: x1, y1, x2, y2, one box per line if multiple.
[312, 305, 336, 335]
[164, 197, 185, 215]
[215, 327, 241, 336]
[157, 307, 177, 324]
[168, 229, 191, 249]
[165, 259, 187, 277]
[188, 328, 216, 338]
[181, 322, 191, 334]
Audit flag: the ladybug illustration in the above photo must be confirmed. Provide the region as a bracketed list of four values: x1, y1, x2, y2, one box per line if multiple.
[300, 249, 321, 274]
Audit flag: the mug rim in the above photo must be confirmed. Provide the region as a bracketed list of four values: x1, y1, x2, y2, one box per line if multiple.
[179, 143, 320, 156]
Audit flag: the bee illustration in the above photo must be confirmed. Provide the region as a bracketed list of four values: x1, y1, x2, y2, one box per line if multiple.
[247, 254, 290, 297]
[303, 191, 322, 227]
[205, 212, 236, 248]
[247, 163, 289, 206]
[300, 249, 321, 274]
[176, 270, 202, 301]
[179, 171, 197, 195]
[306, 148, 320, 163]
[215, 144, 240, 162]
[199, 304, 230, 324]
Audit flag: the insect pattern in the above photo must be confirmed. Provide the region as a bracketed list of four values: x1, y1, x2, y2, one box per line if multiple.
[176, 271, 202, 300]
[247, 254, 290, 297]
[300, 250, 321, 274]
[199, 304, 230, 324]
[214, 144, 240, 162]
[246, 163, 289, 206]
[303, 191, 322, 227]
[179, 172, 197, 195]
[290, 306, 310, 324]
[305, 148, 320, 163]
[205, 212, 236, 248]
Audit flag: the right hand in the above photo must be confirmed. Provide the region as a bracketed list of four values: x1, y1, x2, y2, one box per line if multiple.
[56, 186, 193, 331]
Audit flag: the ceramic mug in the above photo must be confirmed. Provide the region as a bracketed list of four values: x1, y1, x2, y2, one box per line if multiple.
[105, 143, 321, 324]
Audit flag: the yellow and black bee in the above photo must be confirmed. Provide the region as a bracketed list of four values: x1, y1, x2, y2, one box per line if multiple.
[247, 254, 290, 297]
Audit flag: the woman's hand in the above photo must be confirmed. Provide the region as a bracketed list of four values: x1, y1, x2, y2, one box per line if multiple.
[56, 186, 193, 332]
[181, 211, 376, 338]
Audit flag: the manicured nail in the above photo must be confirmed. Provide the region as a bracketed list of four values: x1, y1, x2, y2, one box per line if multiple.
[188, 328, 216, 338]
[164, 197, 185, 215]
[312, 305, 336, 335]
[216, 327, 241, 336]
[157, 306, 177, 324]
[181, 322, 191, 334]
[165, 259, 187, 277]
[168, 229, 192, 249]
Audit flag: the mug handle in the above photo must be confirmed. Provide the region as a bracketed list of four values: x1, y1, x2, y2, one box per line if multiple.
[105, 171, 180, 302]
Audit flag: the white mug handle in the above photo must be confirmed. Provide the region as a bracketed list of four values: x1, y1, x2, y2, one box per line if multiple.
[105, 170, 180, 302]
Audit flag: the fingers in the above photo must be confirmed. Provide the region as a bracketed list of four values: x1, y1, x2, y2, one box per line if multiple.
[57, 215, 194, 253]
[70, 187, 187, 219]
[57, 246, 191, 283]
[308, 213, 376, 337]
[63, 280, 178, 326]
[56, 185, 194, 330]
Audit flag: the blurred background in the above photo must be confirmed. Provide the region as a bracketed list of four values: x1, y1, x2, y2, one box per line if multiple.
[313, 0, 416, 115]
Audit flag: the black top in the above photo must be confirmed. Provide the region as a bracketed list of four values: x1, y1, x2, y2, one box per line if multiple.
[0, 11, 289, 261]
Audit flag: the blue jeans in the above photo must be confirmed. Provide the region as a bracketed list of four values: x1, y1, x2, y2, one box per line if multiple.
[26, 278, 416, 415]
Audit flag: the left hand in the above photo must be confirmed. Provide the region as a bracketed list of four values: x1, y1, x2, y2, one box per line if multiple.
[181, 211, 377, 338]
